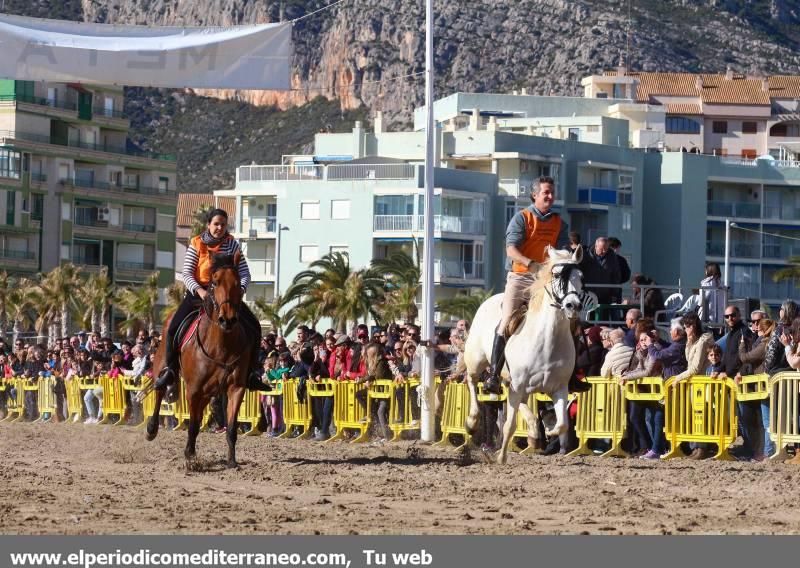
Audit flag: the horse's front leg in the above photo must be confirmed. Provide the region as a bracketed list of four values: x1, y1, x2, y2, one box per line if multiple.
[225, 382, 246, 468]
[184, 390, 208, 465]
[497, 390, 524, 464]
[464, 373, 481, 436]
[546, 386, 570, 454]
[145, 382, 165, 442]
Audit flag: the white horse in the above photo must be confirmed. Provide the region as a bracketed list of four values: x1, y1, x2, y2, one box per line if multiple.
[463, 246, 586, 464]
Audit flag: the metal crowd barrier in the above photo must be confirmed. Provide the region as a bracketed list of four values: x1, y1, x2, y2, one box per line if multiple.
[568, 377, 628, 458]
[769, 371, 800, 462]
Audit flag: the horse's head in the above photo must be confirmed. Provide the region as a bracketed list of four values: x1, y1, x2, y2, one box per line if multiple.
[543, 246, 586, 320]
[208, 251, 243, 332]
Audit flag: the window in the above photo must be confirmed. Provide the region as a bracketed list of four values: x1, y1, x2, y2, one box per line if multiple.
[712, 121, 728, 134]
[617, 173, 633, 207]
[0, 149, 21, 179]
[665, 116, 701, 134]
[158, 177, 169, 193]
[505, 201, 519, 226]
[741, 149, 757, 159]
[770, 122, 800, 137]
[300, 201, 320, 220]
[299, 245, 319, 263]
[125, 173, 140, 189]
[595, 92, 608, 99]
[587, 125, 599, 133]
[622, 211, 632, 231]
[568, 128, 580, 141]
[329, 245, 349, 256]
[612, 84, 624, 99]
[330, 199, 351, 219]
[742, 121, 758, 134]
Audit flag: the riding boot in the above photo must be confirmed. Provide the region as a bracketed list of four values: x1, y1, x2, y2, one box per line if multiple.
[246, 346, 271, 392]
[568, 370, 592, 393]
[484, 334, 506, 394]
[154, 332, 180, 403]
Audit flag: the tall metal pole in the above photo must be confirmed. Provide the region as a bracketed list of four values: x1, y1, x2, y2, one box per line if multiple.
[723, 218, 730, 288]
[420, 0, 436, 442]
[275, 223, 283, 297]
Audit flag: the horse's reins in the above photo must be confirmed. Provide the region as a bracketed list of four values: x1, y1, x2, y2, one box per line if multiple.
[545, 262, 588, 310]
[195, 278, 243, 386]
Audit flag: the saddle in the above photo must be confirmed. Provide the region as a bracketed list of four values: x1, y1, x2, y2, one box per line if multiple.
[503, 304, 528, 338]
[174, 309, 202, 352]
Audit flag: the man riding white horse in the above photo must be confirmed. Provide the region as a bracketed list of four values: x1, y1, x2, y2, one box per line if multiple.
[484, 175, 591, 395]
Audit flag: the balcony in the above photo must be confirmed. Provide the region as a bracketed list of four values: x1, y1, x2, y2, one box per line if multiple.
[499, 178, 530, 197]
[0, 130, 175, 162]
[29, 172, 47, 183]
[122, 223, 156, 233]
[434, 259, 485, 281]
[764, 205, 800, 222]
[60, 178, 176, 198]
[72, 255, 102, 267]
[706, 242, 725, 256]
[117, 261, 155, 271]
[763, 243, 800, 260]
[0, 249, 35, 260]
[373, 215, 485, 234]
[707, 201, 761, 218]
[245, 216, 277, 237]
[92, 106, 126, 120]
[0, 93, 77, 112]
[237, 163, 416, 183]
[248, 258, 276, 281]
[705, 241, 759, 258]
[762, 281, 798, 299]
[577, 187, 617, 205]
[730, 281, 761, 298]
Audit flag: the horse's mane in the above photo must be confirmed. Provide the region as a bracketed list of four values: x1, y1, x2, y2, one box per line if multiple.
[528, 249, 577, 313]
[211, 253, 238, 273]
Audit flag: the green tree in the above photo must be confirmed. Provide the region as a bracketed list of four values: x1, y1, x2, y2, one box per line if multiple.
[116, 273, 160, 338]
[191, 204, 213, 238]
[34, 264, 82, 342]
[6, 280, 35, 345]
[0, 270, 9, 339]
[436, 289, 494, 324]
[83, 267, 115, 335]
[773, 256, 800, 286]
[284, 252, 384, 332]
[162, 281, 186, 321]
[372, 251, 421, 324]
[253, 294, 287, 335]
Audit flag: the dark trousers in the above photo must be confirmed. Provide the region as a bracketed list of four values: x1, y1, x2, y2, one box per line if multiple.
[737, 400, 761, 458]
[628, 401, 653, 453]
[311, 397, 333, 435]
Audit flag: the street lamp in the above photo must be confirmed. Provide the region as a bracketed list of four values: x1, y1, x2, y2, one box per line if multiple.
[274, 223, 290, 297]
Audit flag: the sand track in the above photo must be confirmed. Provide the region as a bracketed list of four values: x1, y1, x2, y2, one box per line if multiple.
[2, 422, 799, 535]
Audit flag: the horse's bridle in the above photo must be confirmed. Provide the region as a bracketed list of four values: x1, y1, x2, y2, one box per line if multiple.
[545, 262, 589, 310]
[204, 279, 243, 321]
[196, 273, 244, 383]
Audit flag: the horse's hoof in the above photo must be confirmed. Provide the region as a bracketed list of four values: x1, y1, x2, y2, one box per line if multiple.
[226, 460, 239, 469]
[145, 418, 159, 441]
[545, 424, 568, 438]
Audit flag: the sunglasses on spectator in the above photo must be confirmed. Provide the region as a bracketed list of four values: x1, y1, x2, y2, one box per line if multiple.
[724, 314, 738, 319]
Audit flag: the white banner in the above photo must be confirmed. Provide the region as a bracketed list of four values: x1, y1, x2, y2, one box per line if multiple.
[0, 14, 292, 90]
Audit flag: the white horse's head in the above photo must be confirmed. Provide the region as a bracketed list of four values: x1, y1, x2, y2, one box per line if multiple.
[542, 246, 586, 320]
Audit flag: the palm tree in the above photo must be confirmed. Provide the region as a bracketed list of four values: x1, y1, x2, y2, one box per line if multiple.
[162, 281, 186, 320]
[32, 264, 82, 344]
[773, 256, 800, 286]
[0, 270, 9, 339]
[83, 267, 114, 335]
[6, 281, 35, 345]
[116, 273, 160, 338]
[253, 294, 287, 335]
[437, 289, 494, 324]
[191, 205, 212, 238]
[284, 252, 384, 332]
[372, 251, 421, 324]
[283, 301, 324, 334]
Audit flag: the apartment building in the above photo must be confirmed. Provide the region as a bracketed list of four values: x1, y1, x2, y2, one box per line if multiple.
[0, 80, 177, 304]
[582, 68, 800, 159]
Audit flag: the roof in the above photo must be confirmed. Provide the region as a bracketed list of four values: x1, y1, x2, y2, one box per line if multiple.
[601, 71, 781, 105]
[176, 193, 236, 229]
[665, 103, 702, 115]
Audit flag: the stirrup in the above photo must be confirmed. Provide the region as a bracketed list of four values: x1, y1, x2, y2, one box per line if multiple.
[246, 371, 271, 392]
[483, 375, 502, 394]
[154, 367, 177, 391]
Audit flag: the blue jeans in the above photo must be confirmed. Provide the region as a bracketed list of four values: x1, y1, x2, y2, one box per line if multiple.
[761, 401, 775, 457]
[737, 401, 759, 459]
[644, 402, 665, 454]
[628, 401, 651, 453]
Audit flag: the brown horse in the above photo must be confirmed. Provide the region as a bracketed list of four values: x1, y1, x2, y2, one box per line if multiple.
[144, 251, 251, 468]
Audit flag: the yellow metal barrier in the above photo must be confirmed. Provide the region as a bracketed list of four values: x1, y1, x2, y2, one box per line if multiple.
[237, 389, 264, 436]
[663, 376, 737, 460]
[624, 377, 665, 402]
[769, 371, 800, 462]
[568, 377, 627, 458]
[2, 377, 25, 422]
[736, 374, 769, 402]
[65, 378, 84, 422]
[279, 378, 312, 439]
[327, 380, 370, 443]
[389, 378, 420, 441]
[434, 381, 472, 450]
[35, 377, 57, 422]
[97, 375, 126, 425]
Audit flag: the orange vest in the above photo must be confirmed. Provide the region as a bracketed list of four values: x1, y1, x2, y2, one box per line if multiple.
[191, 234, 233, 286]
[511, 210, 562, 273]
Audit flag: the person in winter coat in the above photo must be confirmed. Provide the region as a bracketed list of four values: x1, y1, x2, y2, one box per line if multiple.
[600, 328, 634, 378]
[699, 263, 725, 324]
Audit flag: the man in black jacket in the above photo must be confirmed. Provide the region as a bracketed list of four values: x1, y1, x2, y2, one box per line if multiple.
[721, 305, 755, 460]
[586, 237, 623, 305]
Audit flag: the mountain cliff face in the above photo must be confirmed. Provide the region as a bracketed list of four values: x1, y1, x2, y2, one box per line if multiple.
[4, 0, 800, 191]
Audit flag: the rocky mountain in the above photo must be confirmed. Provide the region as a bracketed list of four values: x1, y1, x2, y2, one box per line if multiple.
[4, 0, 800, 192]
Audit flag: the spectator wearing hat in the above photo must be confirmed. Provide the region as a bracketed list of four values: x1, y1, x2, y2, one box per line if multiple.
[330, 334, 352, 379]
